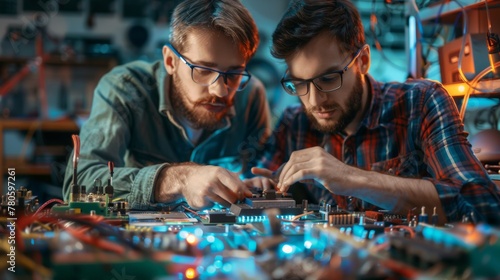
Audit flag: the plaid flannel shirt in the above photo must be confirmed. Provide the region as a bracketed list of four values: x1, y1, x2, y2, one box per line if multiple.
[260, 75, 500, 224]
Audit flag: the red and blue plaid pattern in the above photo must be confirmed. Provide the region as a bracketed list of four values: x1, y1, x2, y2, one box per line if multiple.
[260, 75, 500, 224]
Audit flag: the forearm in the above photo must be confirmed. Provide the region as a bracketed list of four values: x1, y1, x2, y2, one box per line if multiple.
[343, 166, 447, 224]
[154, 162, 199, 203]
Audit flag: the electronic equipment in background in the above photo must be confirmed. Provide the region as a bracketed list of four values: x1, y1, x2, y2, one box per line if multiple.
[0, 186, 38, 216]
[439, 33, 493, 84]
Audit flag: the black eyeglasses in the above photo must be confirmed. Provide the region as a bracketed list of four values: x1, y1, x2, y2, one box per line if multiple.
[280, 47, 363, 96]
[166, 43, 252, 91]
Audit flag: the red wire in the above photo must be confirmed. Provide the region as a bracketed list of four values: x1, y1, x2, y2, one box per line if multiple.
[72, 134, 80, 166]
[32, 198, 65, 216]
[16, 214, 105, 251]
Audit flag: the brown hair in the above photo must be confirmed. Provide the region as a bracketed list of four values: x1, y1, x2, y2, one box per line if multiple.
[169, 0, 259, 62]
[271, 0, 365, 60]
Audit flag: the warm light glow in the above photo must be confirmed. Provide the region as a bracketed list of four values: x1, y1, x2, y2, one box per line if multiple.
[185, 268, 197, 279]
[186, 234, 197, 245]
[443, 83, 471, 97]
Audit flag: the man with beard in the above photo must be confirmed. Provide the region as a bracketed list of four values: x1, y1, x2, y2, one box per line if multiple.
[248, 0, 500, 225]
[63, 0, 271, 210]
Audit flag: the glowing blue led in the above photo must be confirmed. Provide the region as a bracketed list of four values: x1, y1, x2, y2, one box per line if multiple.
[194, 228, 203, 237]
[132, 235, 140, 244]
[179, 230, 189, 239]
[206, 265, 216, 274]
[368, 230, 375, 240]
[211, 240, 225, 252]
[206, 235, 215, 243]
[214, 259, 223, 269]
[304, 240, 312, 249]
[222, 263, 233, 273]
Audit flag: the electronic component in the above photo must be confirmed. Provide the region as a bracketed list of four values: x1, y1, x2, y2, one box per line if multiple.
[438, 33, 493, 84]
[0, 186, 38, 216]
[431, 207, 439, 226]
[229, 190, 302, 217]
[70, 134, 80, 202]
[198, 209, 237, 224]
[418, 206, 428, 224]
[106, 161, 114, 199]
[128, 211, 197, 227]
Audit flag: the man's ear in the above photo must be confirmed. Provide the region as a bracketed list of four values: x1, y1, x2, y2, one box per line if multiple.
[358, 45, 371, 74]
[163, 45, 176, 75]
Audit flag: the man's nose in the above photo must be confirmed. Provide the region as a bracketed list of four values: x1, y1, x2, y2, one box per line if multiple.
[208, 74, 229, 98]
[307, 83, 327, 106]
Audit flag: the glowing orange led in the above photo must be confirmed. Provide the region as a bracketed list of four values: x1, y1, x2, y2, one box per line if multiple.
[186, 234, 197, 245]
[185, 268, 197, 279]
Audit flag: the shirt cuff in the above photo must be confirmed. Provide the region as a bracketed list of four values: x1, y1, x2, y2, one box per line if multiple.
[129, 163, 169, 209]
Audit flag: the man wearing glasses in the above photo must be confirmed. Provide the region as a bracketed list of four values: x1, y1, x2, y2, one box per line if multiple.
[63, 0, 271, 210]
[248, 0, 500, 225]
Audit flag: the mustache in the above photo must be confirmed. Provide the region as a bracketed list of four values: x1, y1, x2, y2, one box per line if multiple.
[307, 104, 339, 113]
[194, 96, 230, 106]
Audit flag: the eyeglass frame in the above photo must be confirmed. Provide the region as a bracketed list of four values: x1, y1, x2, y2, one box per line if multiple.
[280, 46, 364, 96]
[165, 42, 252, 91]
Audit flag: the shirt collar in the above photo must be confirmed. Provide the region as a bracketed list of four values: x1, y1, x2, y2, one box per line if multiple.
[157, 63, 170, 114]
[361, 74, 383, 130]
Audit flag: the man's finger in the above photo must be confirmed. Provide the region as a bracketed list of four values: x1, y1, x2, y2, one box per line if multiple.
[217, 170, 253, 199]
[262, 178, 274, 192]
[251, 167, 274, 178]
[206, 191, 232, 208]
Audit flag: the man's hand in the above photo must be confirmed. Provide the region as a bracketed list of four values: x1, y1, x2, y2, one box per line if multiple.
[156, 164, 252, 209]
[275, 146, 351, 193]
[243, 168, 277, 192]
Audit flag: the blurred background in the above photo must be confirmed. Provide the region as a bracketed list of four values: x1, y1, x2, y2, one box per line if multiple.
[1, 0, 499, 199]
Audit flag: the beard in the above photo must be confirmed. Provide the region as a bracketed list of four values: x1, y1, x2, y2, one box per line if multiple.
[170, 75, 232, 130]
[304, 73, 364, 134]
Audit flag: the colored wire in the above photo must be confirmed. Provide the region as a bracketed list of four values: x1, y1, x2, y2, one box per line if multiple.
[182, 206, 201, 218]
[455, 0, 500, 95]
[0, 239, 52, 277]
[33, 198, 65, 216]
[62, 224, 126, 254]
[290, 211, 314, 221]
[384, 225, 416, 238]
[72, 134, 80, 186]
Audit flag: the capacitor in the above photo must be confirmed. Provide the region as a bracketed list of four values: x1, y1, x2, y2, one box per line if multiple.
[431, 206, 438, 225]
[418, 206, 428, 224]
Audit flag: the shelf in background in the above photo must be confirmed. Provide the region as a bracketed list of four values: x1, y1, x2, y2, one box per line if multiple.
[418, 0, 499, 23]
[0, 119, 79, 131]
[0, 55, 117, 67]
[3, 157, 52, 175]
[0, 118, 80, 194]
